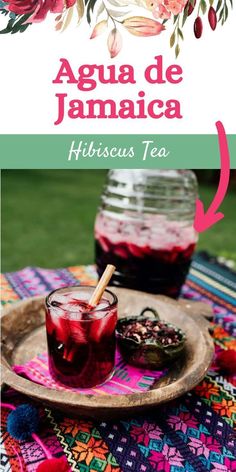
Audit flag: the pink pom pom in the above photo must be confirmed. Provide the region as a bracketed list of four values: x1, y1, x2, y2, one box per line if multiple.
[36, 458, 70, 472]
[216, 349, 236, 375]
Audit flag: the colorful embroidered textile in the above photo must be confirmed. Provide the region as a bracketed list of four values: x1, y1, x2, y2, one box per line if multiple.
[13, 351, 166, 396]
[1, 253, 236, 472]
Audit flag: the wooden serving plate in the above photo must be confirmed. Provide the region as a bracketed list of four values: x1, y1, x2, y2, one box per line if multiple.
[1, 288, 214, 419]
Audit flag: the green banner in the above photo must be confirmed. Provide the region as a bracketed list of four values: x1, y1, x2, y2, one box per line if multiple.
[0, 134, 235, 168]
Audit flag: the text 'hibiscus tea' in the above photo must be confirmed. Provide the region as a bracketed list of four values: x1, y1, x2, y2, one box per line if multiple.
[45, 286, 117, 388]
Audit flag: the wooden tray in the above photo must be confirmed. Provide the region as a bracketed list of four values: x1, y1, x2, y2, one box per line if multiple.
[1, 288, 214, 419]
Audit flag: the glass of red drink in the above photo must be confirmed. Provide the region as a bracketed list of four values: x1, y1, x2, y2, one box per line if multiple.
[45, 286, 117, 388]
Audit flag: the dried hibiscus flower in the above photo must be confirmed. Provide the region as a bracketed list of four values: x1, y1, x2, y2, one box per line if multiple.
[116, 307, 186, 369]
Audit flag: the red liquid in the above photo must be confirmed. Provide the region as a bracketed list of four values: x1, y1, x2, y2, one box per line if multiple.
[95, 237, 195, 298]
[46, 294, 117, 388]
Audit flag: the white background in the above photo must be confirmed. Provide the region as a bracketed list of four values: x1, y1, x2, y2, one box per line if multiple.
[0, 6, 235, 134]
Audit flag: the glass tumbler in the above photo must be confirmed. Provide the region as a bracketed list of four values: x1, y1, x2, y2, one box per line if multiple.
[45, 286, 117, 388]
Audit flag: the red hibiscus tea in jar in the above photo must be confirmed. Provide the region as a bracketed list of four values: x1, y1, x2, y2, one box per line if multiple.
[45, 286, 117, 388]
[95, 214, 196, 298]
[95, 170, 198, 298]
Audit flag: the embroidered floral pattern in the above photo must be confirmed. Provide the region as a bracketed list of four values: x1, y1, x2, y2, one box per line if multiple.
[1, 260, 236, 472]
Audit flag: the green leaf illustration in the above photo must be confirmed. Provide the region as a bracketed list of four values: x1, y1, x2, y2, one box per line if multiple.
[86, 0, 97, 24]
[182, 7, 189, 26]
[219, 7, 224, 20]
[225, 4, 228, 20]
[175, 43, 180, 58]
[170, 31, 175, 47]
[178, 27, 184, 40]
[200, 0, 207, 14]
[0, 13, 31, 34]
[216, 0, 222, 12]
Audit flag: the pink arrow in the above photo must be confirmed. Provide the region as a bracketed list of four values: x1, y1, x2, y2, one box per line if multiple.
[194, 121, 230, 233]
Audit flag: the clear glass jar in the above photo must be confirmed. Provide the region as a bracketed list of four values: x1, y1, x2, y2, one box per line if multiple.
[95, 170, 198, 298]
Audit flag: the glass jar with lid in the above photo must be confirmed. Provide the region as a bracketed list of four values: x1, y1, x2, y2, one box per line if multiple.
[94, 170, 198, 298]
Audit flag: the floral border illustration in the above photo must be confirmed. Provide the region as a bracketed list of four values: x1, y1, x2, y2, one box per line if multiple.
[0, 0, 233, 57]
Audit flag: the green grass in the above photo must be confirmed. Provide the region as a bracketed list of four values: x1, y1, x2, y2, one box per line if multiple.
[1, 170, 106, 271]
[197, 181, 236, 265]
[1, 170, 236, 272]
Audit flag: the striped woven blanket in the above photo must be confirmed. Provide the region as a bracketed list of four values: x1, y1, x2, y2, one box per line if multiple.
[1, 253, 236, 472]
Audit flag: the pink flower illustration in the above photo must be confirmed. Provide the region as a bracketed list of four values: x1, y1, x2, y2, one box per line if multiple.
[123, 16, 165, 36]
[6, 0, 75, 22]
[1, 0, 233, 58]
[154, 4, 171, 19]
[107, 28, 123, 58]
[147, 0, 187, 19]
[163, 0, 187, 14]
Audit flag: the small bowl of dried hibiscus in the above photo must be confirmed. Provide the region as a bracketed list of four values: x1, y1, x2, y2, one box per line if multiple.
[116, 307, 186, 369]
